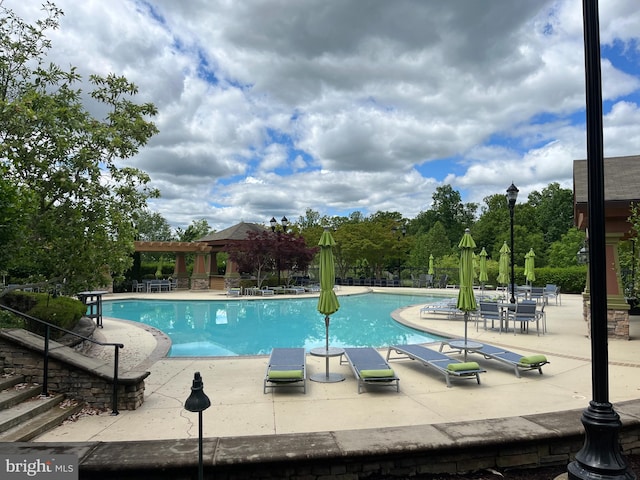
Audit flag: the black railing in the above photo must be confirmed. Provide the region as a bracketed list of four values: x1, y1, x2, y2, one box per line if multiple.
[0, 304, 124, 415]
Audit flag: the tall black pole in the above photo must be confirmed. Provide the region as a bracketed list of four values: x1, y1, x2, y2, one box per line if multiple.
[509, 204, 516, 304]
[198, 411, 204, 480]
[567, 0, 634, 478]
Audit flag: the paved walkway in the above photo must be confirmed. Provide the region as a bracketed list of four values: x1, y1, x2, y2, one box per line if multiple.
[33, 288, 640, 443]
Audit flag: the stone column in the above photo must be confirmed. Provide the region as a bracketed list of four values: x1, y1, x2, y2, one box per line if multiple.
[173, 253, 189, 289]
[191, 252, 211, 290]
[583, 232, 630, 339]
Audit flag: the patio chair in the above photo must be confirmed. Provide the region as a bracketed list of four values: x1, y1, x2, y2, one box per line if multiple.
[544, 284, 561, 305]
[386, 344, 485, 388]
[463, 342, 549, 378]
[340, 347, 400, 394]
[529, 286, 545, 304]
[263, 348, 306, 393]
[132, 280, 146, 293]
[509, 301, 542, 335]
[477, 301, 504, 332]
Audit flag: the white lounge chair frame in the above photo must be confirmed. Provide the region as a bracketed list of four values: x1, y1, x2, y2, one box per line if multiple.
[386, 344, 485, 388]
[462, 343, 549, 378]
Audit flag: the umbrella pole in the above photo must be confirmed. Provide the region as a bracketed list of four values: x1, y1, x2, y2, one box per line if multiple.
[324, 315, 330, 378]
[464, 312, 468, 361]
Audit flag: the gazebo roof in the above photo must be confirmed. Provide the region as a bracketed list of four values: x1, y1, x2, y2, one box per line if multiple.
[573, 155, 640, 203]
[197, 222, 268, 243]
[573, 154, 640, 233]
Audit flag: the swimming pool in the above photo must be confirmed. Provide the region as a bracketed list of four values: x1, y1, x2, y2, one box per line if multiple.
[102, 293, 448, 357]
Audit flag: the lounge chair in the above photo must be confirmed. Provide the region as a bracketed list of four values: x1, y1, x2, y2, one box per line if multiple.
[419, 299, 461, 319]
[263, 348, 306, 393]
[286, 286, 306, 294]
[386, 344, 485, 388]
[227, 287, 241, 297]
[340, 348, 400, 394]
[463, 342, 549, 378]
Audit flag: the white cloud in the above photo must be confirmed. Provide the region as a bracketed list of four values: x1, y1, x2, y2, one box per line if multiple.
[7, 0, 640, 231]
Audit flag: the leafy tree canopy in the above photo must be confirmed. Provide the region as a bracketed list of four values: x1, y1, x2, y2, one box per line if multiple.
[0, 3, 159, 292]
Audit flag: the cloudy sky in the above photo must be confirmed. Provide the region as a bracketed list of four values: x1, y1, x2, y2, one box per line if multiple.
[11, 0, 640, 231]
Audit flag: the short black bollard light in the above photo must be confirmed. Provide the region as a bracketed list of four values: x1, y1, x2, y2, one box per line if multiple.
[185, 371, 211, 480]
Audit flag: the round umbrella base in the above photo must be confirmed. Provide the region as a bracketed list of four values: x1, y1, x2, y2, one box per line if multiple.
[310, 373, 345, 383]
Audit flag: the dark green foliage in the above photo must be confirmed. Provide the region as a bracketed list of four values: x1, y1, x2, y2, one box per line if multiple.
[531, 266, 587, 294]
[0, 291, 85, 338]
[0, 308, 25, 328]
[474, 265, 585, 294]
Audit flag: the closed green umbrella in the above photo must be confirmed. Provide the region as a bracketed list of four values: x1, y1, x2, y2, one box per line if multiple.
[457, 229, 477, 360]
[479, 248, 489, 284]
[479, 247, 489, 296]
[472, 252, 479, 281]
[524, 248, 536, 285]
[497, 241, 510, 286]
[428, 254, 435, 275]
[315, 228, 342, 382]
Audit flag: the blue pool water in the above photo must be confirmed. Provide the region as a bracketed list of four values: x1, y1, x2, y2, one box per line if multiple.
[102, 293, 448, 357]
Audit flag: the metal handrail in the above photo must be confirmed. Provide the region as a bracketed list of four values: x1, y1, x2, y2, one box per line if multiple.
[0, 304, 124, 415]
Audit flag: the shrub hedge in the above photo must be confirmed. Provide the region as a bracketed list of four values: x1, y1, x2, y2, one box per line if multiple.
[0, 292, 86, 339]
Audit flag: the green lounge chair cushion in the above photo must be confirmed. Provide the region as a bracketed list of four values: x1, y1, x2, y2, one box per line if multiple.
[447, 362, 480, 372]
[519, 355, 547, 365]
[360, 368, 395, 378]
[269, 369, 303, 379]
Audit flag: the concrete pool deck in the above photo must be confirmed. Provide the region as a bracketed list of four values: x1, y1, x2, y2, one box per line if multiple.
[33, 287, 640, 444]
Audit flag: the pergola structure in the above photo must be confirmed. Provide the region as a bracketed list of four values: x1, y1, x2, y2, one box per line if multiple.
[573, 154, 640, 338]
[134, 222, 267, 291]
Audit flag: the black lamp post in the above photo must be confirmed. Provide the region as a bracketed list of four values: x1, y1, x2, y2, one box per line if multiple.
[506, 183, 519, 304]
[184, 372, 211, 480]
[567, 0, 634, 478]
[270, 216, 289, 285]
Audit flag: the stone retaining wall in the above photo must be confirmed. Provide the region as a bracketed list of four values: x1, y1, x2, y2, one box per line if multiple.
[4, 400, 639, 479]
[0, 331, 148, 411]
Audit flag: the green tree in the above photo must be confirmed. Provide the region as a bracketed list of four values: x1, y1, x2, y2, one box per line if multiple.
[528, 182, 574, 244]
[547, 228, 586, 268]
[412, 185, 477, 247]
[472, 194, 510, 259]
[296, 208, 322, 230]
[0, 3, 159, 292]
[175, 219, 211, 242]
[135, 211, 173, 242]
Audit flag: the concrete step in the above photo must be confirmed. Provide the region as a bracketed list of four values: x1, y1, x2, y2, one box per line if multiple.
[0, 375, 85, 442]
[0, 397, 84, 442]
[0, 391, 63, 434]
[0, 382, 43, 411]
[0, 374, 26, 391]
